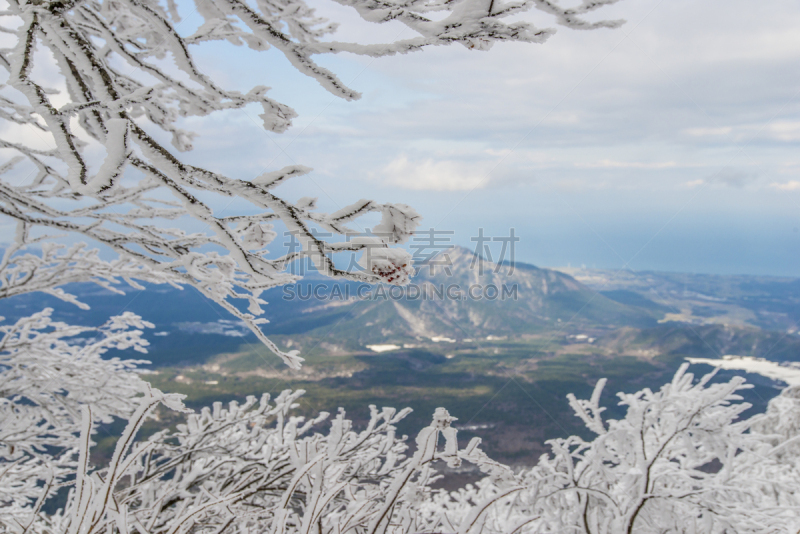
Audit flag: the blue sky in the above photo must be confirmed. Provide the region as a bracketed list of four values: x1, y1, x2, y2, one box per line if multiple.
[168, 0, 800, 276]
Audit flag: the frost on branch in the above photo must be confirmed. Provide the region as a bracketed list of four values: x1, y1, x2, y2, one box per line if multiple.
[0, 225, 178, 308]
[0, 0, 622, 366]
[357, 243, 414, 285]
[7, 384, 511, 534]
[427, 365, 800, 534]
[0, 309, 152, 521]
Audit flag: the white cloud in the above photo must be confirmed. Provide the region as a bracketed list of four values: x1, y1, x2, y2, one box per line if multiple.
[708, 169, 758, 188]
[777, 163, 800, 175]
[685, 169, 759, 189]
[550, 178, 610, 192]
[484, 148, 512, 157]
[770, 180, 800, 191]
[381, 155, 490, 191]
[766, 121, 800, 142]
[0, 121, 57, 152]
[684, 127, 733, 137]
[682, 122, 800, 143]
[575, 160, 678, 169]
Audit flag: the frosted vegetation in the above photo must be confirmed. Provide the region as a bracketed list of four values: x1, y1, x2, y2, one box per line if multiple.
[0, 0, 798, 531]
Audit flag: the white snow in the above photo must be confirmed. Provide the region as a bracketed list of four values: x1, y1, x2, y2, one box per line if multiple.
[366, 344, 401, 353]
[686, 355, 800, 386]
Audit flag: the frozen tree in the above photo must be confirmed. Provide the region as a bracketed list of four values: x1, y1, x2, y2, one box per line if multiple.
[0, 308, 153, 527]
[0, 0, 624, 366]
[4, 317, 800, 534]
[3, 383, 514, 534]
[424, 365, 800, 534]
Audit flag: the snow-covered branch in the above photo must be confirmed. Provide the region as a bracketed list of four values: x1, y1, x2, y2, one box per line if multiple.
[426, 365, 800, 533]
[5, 380, 511, 534]
[3, 322, 799, 534]
[0, 308, 152, 521]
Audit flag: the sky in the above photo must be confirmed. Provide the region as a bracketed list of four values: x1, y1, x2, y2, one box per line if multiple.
[4, 0, 800, 277]
[166, 0, 800, 277]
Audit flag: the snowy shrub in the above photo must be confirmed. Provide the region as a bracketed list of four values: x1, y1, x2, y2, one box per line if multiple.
[425, 365, 800, 534]
[2, 382, 514, 534]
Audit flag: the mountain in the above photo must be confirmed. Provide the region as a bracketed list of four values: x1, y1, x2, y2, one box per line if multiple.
[266, 246, 663, 350]
[5, 247, 798, 372]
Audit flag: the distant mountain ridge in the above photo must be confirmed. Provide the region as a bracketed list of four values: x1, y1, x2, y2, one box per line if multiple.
[1, 247, 798, 372]
[269, 246, 664, 348]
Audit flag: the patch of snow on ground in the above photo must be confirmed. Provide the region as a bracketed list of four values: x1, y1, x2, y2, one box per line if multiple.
[176, 320, 249, 337]
[366, 344, 401, 353]
[686, 355, 800, 386]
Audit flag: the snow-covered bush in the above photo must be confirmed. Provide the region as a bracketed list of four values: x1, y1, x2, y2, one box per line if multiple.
[425, 365, 800, 534]
[3, 383, 515, 534]
[0, 309, 152, 528]
[7, 359, 799, 534]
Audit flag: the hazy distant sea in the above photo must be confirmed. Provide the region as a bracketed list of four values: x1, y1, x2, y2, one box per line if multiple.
[397, 184, 800, 278]
[445, 217, 800, 278]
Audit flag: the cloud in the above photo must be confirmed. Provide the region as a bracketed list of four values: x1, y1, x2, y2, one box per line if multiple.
[686, 169, 758, 189]
[180, 0, 800, 209]
[766, 121, 800, 142]
[684, 127, 733, 137]
[484, 148, 512, 157]
[550, 178, 610, 192]
[0, 122, 57, 152]
[683, 122, 800, 143]
[708, 169, 758, 188]
[381, 155, 490, 191]
[770, 180, 800, 191]
[575, 160, 678, 169]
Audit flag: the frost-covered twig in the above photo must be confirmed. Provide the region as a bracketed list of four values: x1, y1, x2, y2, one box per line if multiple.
[8, 382, 512, 534]
[425, 365, 800, 534]
[0, 308, 153, 521]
